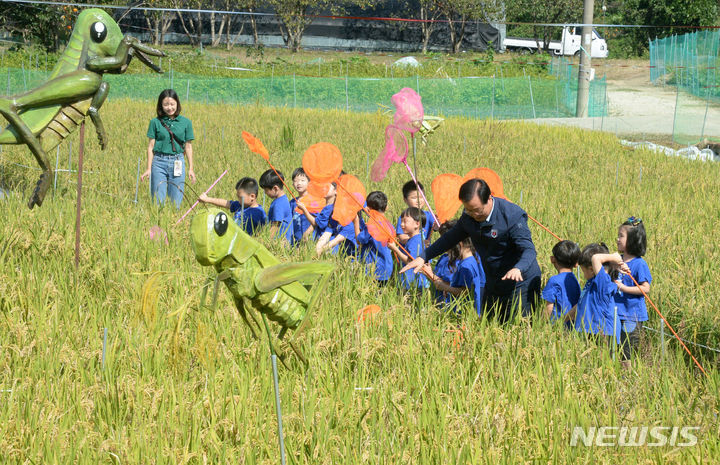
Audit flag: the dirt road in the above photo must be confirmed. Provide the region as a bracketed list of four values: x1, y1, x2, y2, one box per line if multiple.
[526, 59, 720, 143]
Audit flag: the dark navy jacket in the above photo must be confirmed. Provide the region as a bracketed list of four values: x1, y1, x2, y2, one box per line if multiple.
[420, 197, 541, 295]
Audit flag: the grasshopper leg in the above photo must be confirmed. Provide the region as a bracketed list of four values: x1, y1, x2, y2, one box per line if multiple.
[233, 296, 259, 340]
[0, 100, 51, 208]
[88, 82, 109, 149]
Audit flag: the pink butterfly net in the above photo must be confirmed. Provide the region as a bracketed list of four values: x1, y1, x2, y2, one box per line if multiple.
[370, 88, 424, 182]
[392, 87, 424, 133]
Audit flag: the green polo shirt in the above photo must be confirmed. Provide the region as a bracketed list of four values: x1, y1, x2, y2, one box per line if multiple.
[147, 115, 194, 155]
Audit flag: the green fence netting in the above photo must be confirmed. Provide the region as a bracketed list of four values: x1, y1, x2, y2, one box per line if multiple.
[0, 59, 606, 120]
[650, 30, 720, 144]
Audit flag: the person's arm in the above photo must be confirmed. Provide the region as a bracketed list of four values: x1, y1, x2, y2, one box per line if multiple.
[297, 202, 318, 227]
[544, 302, 555, 320]
[302, 225, 315, 240]
[185, 141, 195, 183]
[388, 241, 410, 263]
[353, 215, 361, 239]
[269, 223, 280, 239]
[198, 193, 230, 209]
[399, 218, 468, 273]
[422, 264, 466, 297]
[315, 231, 332, 255]
[565, 305, 577, 323]
[141, 138, 155, 181]
[591, 253, 631, 276]
[616, 281, 651, 295]
[503, 213, 537, 282]
[324, 233, 347, 252]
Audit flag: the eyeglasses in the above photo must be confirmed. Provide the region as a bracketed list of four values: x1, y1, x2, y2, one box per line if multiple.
[627, 216, 643, 226]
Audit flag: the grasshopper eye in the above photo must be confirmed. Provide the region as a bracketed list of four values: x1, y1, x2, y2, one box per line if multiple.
[214, 212, 228, 236]
[90, 22, 107, 43]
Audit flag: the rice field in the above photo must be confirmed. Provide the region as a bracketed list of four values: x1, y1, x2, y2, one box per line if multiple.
[0, 100, 719, 463]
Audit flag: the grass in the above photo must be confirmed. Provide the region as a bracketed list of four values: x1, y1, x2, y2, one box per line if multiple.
[0, 100, 719, 463]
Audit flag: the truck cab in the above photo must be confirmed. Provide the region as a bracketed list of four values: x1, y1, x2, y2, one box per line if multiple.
[559, 27, 608, 58]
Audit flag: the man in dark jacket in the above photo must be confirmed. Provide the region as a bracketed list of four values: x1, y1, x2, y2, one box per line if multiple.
[401, 178, 541, 322]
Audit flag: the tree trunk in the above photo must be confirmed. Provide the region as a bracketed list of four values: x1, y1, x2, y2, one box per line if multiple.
[160, 13, 174, 46]
[210, 11, 216, 46]
[249, 9, 259, 46]
[177, 11, 198, 46]
[211, 13, 228, 47]
[448, 17, 467, 54]
[145, 16, 157, 45]
[420, 6, 435, 54]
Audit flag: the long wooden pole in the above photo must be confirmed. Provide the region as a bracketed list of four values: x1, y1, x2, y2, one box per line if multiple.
[75, 122, 85, 269]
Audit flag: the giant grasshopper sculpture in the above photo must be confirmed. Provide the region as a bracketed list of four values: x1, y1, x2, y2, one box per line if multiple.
[0, 8, 164, 208]
[191, 209, 335, 366]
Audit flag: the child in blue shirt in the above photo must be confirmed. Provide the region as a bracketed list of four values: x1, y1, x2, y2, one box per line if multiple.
[572, 243, 630, 349]
[288, 167, 314, 245]
[354, 191, 394, 285]
[432, 221, 456, 304]
[198, 176, 267, 235]
[614, 216, 652, 369]
[259, 169, 293, 244]
[298, 182, 355, 256]
[423, 235, 486, 317]
[389, 207, 430, 291]
[395, 180, 436, 246]
[542, 240, 581, 329]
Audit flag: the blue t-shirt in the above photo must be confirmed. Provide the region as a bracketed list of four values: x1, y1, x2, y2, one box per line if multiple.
[434, 254, 453, 303]
[329, 219, 356, 256]
[396, 210, 435, 241]
[229, 202, 267, 236]
[574, 267, 621, 344]
[315, 203, 356, 255]
[268, 195, 293, 243]
[289, 198, 313, 245]
[614, 257, 652, 324]
[449, 255, 486, 317]
[401, 234, 430, 290]
[315, 204, 334, 235]
[542, 271, 581, 323]
[356, 219, 393, 281]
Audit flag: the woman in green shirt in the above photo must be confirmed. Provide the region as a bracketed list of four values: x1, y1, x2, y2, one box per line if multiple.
[141, 89, 196, 208]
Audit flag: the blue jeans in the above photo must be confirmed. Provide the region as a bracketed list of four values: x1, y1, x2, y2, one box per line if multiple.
[151, 153, 184, 208]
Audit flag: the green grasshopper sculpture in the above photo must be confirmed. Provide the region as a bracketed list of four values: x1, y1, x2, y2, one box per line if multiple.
[0, 8, 165, 209]
[190, 208, 335, 366]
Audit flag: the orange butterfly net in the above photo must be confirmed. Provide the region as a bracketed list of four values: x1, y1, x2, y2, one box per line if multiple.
[333, 174, 367, 226]
[241, 131, 269, 161]
[303, 142, 343, 200]
[431, 173, 463, 225]
[463, 167, 506, 199]
[366, 209, 396, 246]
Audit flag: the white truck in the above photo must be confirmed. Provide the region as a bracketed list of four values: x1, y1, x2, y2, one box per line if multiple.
[503, 26, 609, 58]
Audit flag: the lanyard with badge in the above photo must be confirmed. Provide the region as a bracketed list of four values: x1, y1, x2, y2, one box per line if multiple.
[160, 119, 185, 177]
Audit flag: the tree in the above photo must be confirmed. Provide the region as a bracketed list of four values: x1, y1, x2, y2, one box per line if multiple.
[418, 0, 442, 54]
[269, 0, 375, 52]
[616, 0, 717, 56]
[268, 0, 316, 52]
[143, 0, 176, 46]
[0, 2, 79, 50]
[173, 0, 206, 47]
[507, 0, 581, 54]
[436, 0, 502, 54]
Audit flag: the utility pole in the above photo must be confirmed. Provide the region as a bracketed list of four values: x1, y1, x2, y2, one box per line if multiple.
[575, 0, 595, 117]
